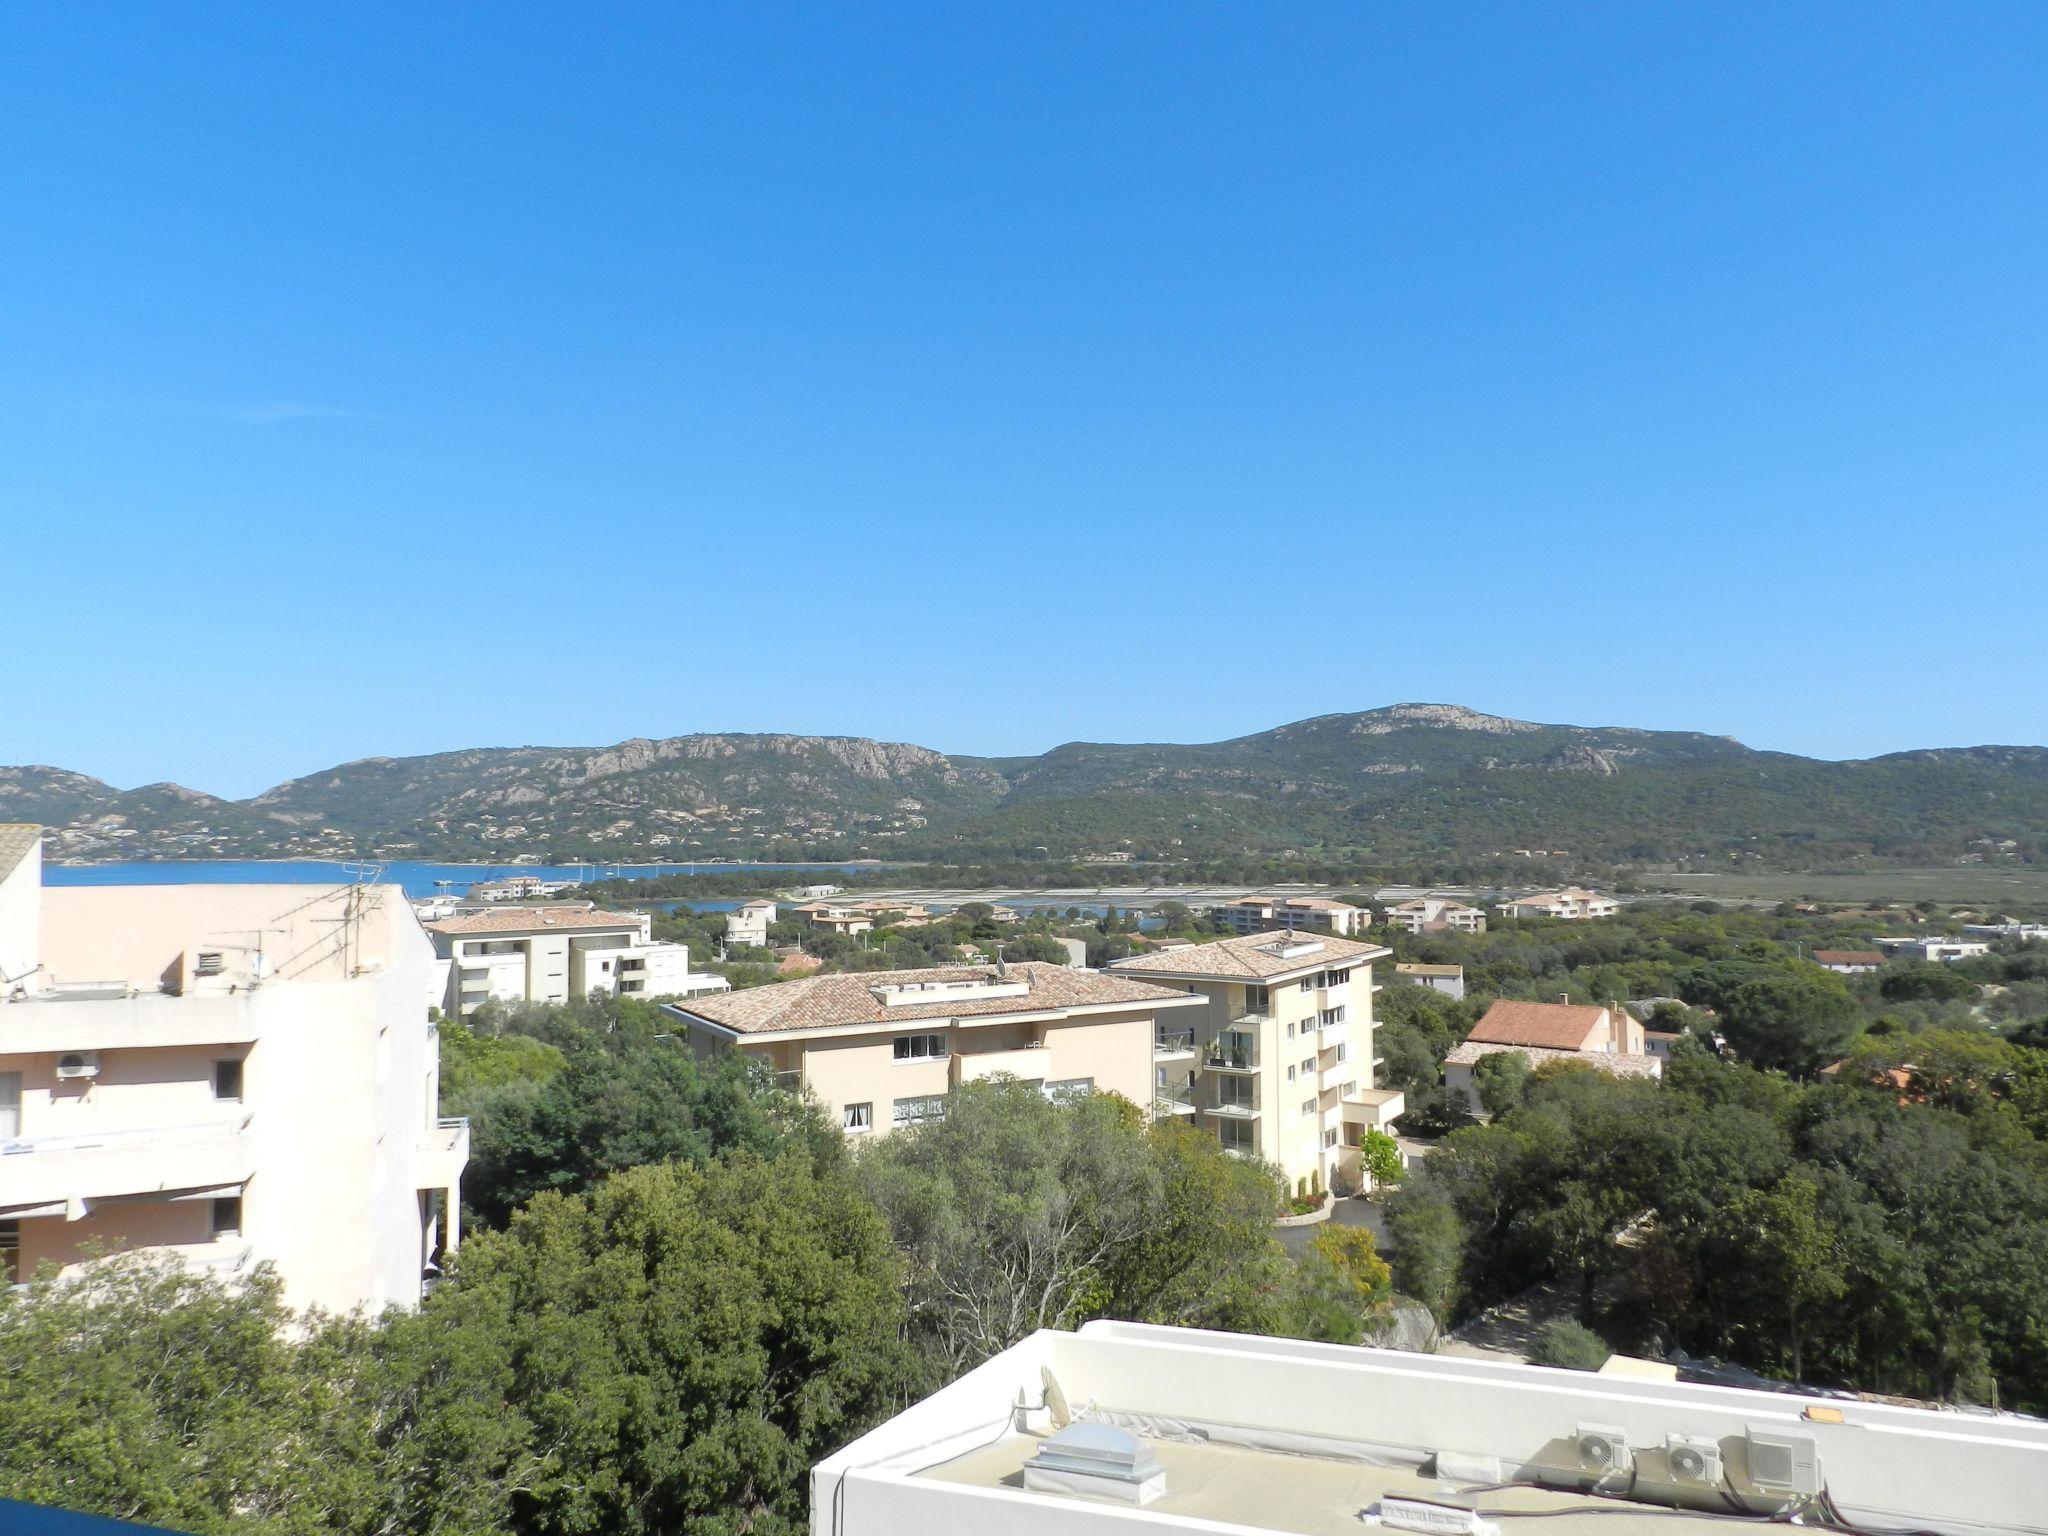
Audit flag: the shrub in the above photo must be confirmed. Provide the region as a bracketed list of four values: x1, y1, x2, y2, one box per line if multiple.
[1532, 1319, 1611, 1372]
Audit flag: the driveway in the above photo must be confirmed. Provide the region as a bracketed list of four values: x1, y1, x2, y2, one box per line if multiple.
[1276, 1194, 1389, 1257]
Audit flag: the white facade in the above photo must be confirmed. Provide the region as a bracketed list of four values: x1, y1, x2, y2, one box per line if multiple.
[726, 900, 777, 949]
[1394, 963, 1465, 1000]
[1874, 936, 1991, 964]
[1213, 895, 1367, 937]
[428, 906, 727, 1015]
[815, 1322, 2048, 1536]
[1381, 897, 1488, 934]
[0, 828, 464, 1314]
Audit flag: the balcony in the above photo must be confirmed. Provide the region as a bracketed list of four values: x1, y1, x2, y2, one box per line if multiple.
[1153, 1027, 1197, 1062]
[953, 1046, 1053, 1085]
[416, 1116, 469, 1188]
[1153, 1073, 1198, 1117]
[0, 1116, 253, 1215]
[1207, 1085, 1260, 1119]
[1318, 1059, 1354, 1094]
[1204, 1032, 1259, 1074]
[1339, 1087, 1406, 1130]
[1230, 1009, 1272, 1027]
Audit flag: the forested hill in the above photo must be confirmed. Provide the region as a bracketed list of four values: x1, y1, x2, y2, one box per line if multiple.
[10, 704, 2048, 866]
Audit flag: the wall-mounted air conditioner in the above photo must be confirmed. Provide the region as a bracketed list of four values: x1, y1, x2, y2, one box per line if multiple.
[55, 1051, 101, 1080]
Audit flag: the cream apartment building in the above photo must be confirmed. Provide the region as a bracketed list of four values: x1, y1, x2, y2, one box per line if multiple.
[1498, 887, 1620, 920]
[1212, 895, 1368, 937]
[0, 826, 465, 1313]
[1109, 930, 1402, 1196]
[661, 962, 1201, 1136]
[426, 905, 727, 1016]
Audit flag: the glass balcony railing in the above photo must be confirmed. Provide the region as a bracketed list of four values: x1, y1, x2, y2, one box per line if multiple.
[1153, 1027, 1197, 1056]
[1205, 1032, 1259, 1072]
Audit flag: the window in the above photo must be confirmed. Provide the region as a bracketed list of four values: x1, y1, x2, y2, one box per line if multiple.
[1301, 1057, 1315, 1074]
[213, 1059, 244, 1101]
[1286, 1022, 1295, 1038]
[1300, 1099, 1316, 1117]
[842, 1102, 873, 1133]
[1299, 977, 1315, 993]
[211, 1196, 243, 1239]
[892, 1033, 947, 1062]
[1287, 1064, 1296, 1082]
[1044, 1078, 1094, 1100]
[1323, 1128, 1339, 1149]
[893, 1094, 946, 1127]
[1244, 985, 1269, 1012]
[0, 1219, 16, 1284]
[1326, 967, 1351, 987]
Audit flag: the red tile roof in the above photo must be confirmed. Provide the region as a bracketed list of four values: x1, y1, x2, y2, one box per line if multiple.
[1466, 999, 1610, 1051]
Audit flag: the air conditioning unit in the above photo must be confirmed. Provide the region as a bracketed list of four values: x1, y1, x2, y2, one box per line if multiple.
[55, 1051, 101, 1080]
[1665, 1434, 1723, 1487]
[1575, 1424, 1633, 1478]
[1744, 1428, 1821, 1498]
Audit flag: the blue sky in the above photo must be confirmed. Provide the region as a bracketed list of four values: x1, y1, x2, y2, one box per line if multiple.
[3, 4, 2045, 797]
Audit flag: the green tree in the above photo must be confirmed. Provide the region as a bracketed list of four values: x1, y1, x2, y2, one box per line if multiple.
[1384, 1186, 1466, 1325]
[1704, 1173, 1846, 1381]
[1358, 1127, 1405, 1190]
[1712, 971, 1862, 1077]
[1531, 1319, 1610, 1371]
[1471, 1050, 1532, 1117]
[1284, 1225, 1395, 1344]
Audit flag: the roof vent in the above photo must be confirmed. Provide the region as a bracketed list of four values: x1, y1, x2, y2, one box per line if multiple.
[1022, 1421, 1165, 1505]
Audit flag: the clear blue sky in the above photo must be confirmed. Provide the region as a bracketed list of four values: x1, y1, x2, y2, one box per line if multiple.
[4, 4, 2044, 798]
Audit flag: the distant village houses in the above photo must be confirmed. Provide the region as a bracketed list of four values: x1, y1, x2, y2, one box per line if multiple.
[1813, 949, 1884, 975]
[1394, 962, 1465, 1001]
[1212, 894, 1369, 937]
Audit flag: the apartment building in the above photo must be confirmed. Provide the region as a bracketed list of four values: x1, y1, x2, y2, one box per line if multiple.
[426, 905, 727, 1016]
[1109, 931, 1401, 1195]
[661, 962, 1201, 1136]
[1442, 997, 1661, 1104]
[789, 899, 933, 937]
[1873, 936, 1991, 964]
[1498, 887, 1620, 920]
[724, 899, 778, 949]
[1394, 962, 1465, 1000]
[1212, 895, 1368, 937]
[814, 1320, 2046, 1536]
[1380, 896, 1488, 934]
[0, 826, 464, 1313]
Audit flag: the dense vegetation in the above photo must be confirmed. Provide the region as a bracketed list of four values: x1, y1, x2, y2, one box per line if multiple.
[17, 704, 2048, 865]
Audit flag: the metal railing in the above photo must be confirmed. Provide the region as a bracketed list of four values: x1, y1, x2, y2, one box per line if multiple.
[1205, 1033, 1258, 1072]
[1154, 1026, 1196, 1055]
[1208, 1085, 1259, 1117]
[1153, 1073, 1198, 1114]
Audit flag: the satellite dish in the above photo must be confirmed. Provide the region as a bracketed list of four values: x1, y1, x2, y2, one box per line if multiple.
[1042, 1366, 1071, 1428]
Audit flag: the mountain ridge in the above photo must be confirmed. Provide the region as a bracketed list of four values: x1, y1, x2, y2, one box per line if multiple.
[8, 704, 2048, 867]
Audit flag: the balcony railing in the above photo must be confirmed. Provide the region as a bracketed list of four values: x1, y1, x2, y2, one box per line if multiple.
[1153, 1072, 1198, 1116]
[1208, 1086, 1260, 1118]
[1153, 1027, 1197, 1058]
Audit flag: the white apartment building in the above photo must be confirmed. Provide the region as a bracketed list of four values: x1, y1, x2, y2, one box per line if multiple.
[661, 963, 1201, 1136]
[725, 899, 778, 949]
[1213, 895, 1368, 937]
[1498, 887, 1620, 920]
[426, 905, 727, 1016]
[1109, 931, 1402, 1196]
[1873, 936, 1991, 964]
[0, 826, 465, 1313]
[814, 1321, 2047, 1536]
[1380, 896, 1488, 934]
[1394, 962, 1465, 1000]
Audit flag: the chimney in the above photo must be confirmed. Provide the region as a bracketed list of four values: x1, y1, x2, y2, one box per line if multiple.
[1559, 992, 1570, 1006]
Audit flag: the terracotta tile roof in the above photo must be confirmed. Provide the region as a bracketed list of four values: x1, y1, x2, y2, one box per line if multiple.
[1445, 1039, 1662, 1079]
[1814, 950, 1884, 966]
[1466, 998, 1610, 1050]
[1108, 928, 1389, 982]
[0, 823, 41, 880]
[669, 960, 1197, 1035]
[427, 905, 644, 935]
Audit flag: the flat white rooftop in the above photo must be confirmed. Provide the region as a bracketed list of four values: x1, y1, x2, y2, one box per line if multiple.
[813, 1322, 2048, 1536]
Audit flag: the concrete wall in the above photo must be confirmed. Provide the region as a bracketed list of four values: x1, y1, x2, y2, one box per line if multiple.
[0, 834, 40, 995]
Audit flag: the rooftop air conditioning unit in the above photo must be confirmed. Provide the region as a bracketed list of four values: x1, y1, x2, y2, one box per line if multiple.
[1665, 1434, 1723, 1487]
[1744, 1428, 1821, 1499]
[55, 1051, 101, 1080]
[1575, 1424, 1633, 1478]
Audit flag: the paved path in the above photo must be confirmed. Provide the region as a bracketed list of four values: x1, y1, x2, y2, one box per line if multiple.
[1276, 1194, 1389, 1257]
[1437, 1283, 1576, 1363]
